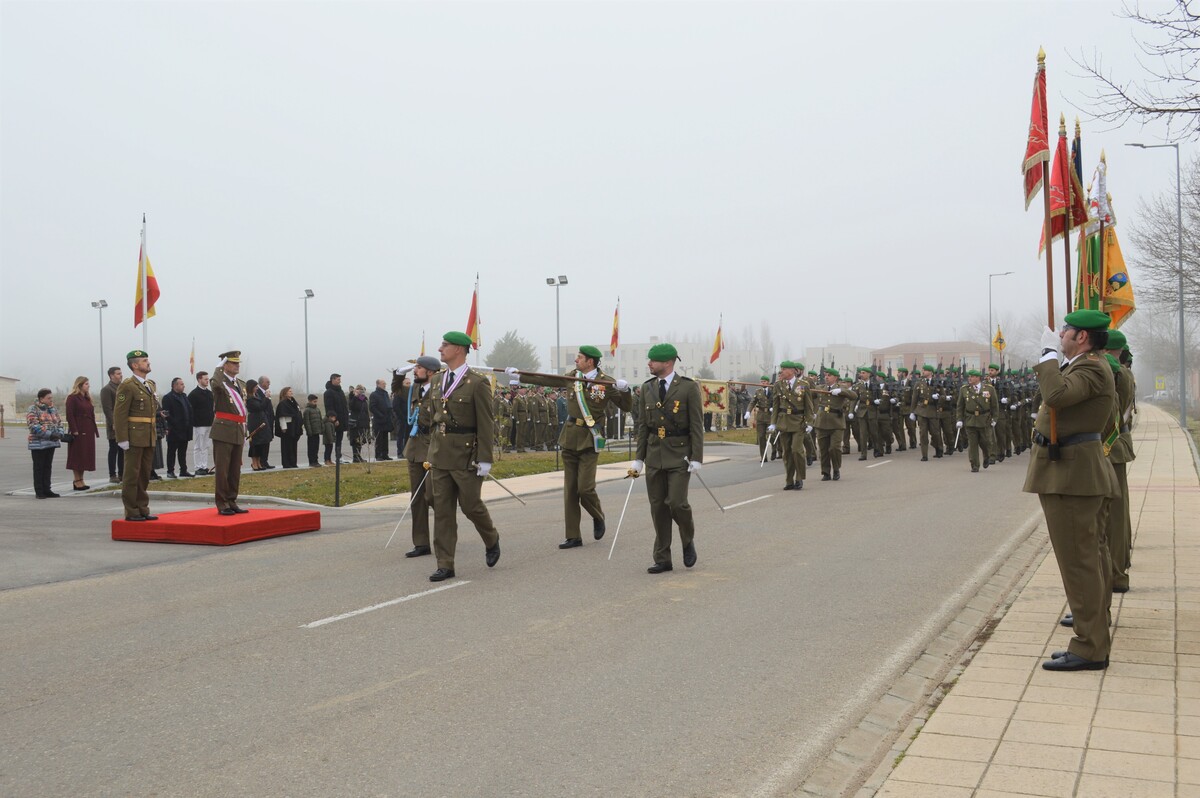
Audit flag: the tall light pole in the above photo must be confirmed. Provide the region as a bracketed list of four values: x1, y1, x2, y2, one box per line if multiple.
[90, 299, 108, 380]
[1127, 142, 1187, 426]
[988, 272, 1013, 363]
[546, 276, 568, 372]
[302, 289, 314, 395]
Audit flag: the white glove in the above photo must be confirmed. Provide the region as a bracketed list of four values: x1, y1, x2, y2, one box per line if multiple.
[615, 379, 629, 392]
[805, 425, 813, 434]
[743, 411, 750, 420]
[873, 399, 881, 405]
[767, 424, 776, 432]
[630, 459, 644, 475]
[830, 388, 842, 396]
[848, 412, 855, 420]
[956, 420, 964, 428]
[932, 393, 940, 400]
[1031, 412, 1037, 420]
[1039, 326, 1061, 360]
[909, 413, 916, 421]
[1000, 397, 1008, 404]
[118, 441, 130, 451]
[890, 398, 898, 404]
[394, 364, 416, 376]
[475, 462, 492, 477]
[991, 420, 997, 427]
[686, 460, 702, 474]
[503, 366, 520, 377]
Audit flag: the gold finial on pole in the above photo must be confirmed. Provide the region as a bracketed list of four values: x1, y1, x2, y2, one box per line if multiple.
[1037, 46, 1046, 63]
[1074, 117, 1081, 137]
[1101, 148, 1107, 163]
[1058, 113, 1067, 132]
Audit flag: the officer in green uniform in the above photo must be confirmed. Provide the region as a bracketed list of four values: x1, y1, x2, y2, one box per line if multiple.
[813, 367, 856, 481]
[510, 345, 633, 548]
[210, 350, 250, 515]
[955, 369, 999, 472]
[747, 377, 777, 461]
[1102, 329, 1135, 593]
[894, 366, 916, 450]
[909, 364, 943, 460]
[113, 349, 159, 521]
[630, 343, 704, 573]
[427, 331, 501, 582]
[850, 366, 873, 460]
[396, 355, 441, 557]
[1023, 309, 1117, 671]
[867, 369, 896, 457]
[937, 367, 959, 455]
[512, 386, 529, 453]
[768, 361, 814, 490]
[985, 364, 1006, 462]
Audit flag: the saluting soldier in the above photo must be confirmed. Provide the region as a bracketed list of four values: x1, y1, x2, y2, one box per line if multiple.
[113, 349, 159, 521]
[630, 343, 704, 574]
[395, 355, 441, 558]
[210, 351, 250, 515]
[813, 367, 856, 481]
[509, 345, 633, 549]
[427, 331, 501, 582]
[955, 369, 999, 473]
[1024, 309, 1118, 671]
[909, 364, 944, 461]
[768, 360, 814, 491]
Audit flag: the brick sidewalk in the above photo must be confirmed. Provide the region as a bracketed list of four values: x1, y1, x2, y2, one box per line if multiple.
[872, 404, 1200, 797]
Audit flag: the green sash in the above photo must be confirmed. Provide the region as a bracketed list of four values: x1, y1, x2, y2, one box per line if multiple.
[573, 376, 606, 451]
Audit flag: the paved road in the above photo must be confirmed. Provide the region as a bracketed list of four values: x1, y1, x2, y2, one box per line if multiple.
[0, 432, 1041, 797]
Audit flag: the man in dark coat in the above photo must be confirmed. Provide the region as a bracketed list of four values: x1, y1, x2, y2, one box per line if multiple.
[323, 373, 348, 464]
[188, 372, 215, 475]
[369, 378, 394, 461]
[161, 377, 194, 478]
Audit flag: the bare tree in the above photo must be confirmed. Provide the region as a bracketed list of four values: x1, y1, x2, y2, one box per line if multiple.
[1073, 1, 1200, 139]
[1126, 154, 1200, 312]
[759, 321, 776, 373]
[1120, 300, 1200, 398]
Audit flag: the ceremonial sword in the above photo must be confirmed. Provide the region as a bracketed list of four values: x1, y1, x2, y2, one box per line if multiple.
[607, 469, 640, 560]
[384, 467, 430, 549]
[685, 457, 725, 512]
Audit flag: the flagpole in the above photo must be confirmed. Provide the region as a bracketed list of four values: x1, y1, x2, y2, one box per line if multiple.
[141, 214, 148, 351]
[1097, 151, 1107, 314]
[474, 273, 480, 365]
[1059, 117, 1073, 317]
[1034, 53, 1060, 457]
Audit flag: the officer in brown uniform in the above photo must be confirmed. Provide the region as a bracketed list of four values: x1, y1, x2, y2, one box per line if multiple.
[395, 355, 441, 557]
[768, 360, 814, 491]
[746, 377, 777, 461]
[427, 331, 501, 582]
[630, 343, 704, 573]
[113, 349, 159, 521]
[210, 351, 249, 515]
[850, 367, 873, 460]
[813, 367, 856, 481]
[1101, 329, 1135, 593]
[1023, 309, 1118, 670]
[894, 366, 915, 450]
[509, 345, 633, 548]
[955, 369, 999, 472]
[908, 364, 943, 461]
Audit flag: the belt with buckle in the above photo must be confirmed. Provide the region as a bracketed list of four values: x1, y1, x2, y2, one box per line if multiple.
[127, 416, 154, 422]
[438, 424, 477, 434]
[1034, 431, 1101, 447]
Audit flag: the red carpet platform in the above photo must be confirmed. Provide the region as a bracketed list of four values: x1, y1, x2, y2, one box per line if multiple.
[112, 508, 321, 545]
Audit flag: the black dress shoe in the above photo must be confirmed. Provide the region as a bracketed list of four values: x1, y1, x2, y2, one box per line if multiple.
[73, 483, 89, 491]
[858, 455, 867, 461]
[1050, 650, 1111, 664]
[1043, 652, 1107, 671]
[405, 545, 432, 558]
[263, 464, 276, 470]
[45, 491, 61, 498]
[125, 515, 147, 521]
[179, 471, 194, 478]
[971, 467, 979, 473]
[218, 508, 236, 516]
[231, 506, 249, 514]
[142, 515, 158, 521]
[485, 544, 501, 568]
[593, 517, 606, 540]
[165, 472, 177, 479]
[782, 483, 795, 491]
[559, 538, 583, 549]
[429, 568, 455, 582]
[832, 470, 840, 481]
[821, 473, 831, 481]
[149, 472, 161, 480]
[1113, 585, 1130, 593]
[794, 480, 803, 490]
[921, 455, 928, 462]
[683, 543, 697, 568]
[647, 562, 673, 574]
[1060, 614, 1074, 627]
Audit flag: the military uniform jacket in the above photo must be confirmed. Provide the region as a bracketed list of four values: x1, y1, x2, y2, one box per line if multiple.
[635, 374, 704, 470]
[750, 390, 772, 424]
[405, 383, 436, 464]
[1021, 353, 1117, 497]
[524, 369, 633, 451]
[1108, 366, 1136, 465]
[935, 381, 958, 416]
[867, 381, 895, 417]
[512, 394, 529, 421]
[210, 370, 248, 446]
[428, 367, 494, 469]
[770, 378, 814, 431]
[956, 383, 999, 427]
[851, 380, 872, 417]
[112, 376, 159, 447]
[813, 384, 857, 430]
[910, 378, 939, 418]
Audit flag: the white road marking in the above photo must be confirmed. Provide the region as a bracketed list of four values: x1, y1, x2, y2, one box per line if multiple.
[301, 581, 470, 628]
[724, 495, 772, 510]
[866, 460, 892, 468]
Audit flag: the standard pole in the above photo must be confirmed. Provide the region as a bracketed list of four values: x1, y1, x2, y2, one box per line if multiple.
[97, 306, 105, 384]
[988, 278, 993, 362]
[304, 297, 310, 396]
[1176, 144, 1187, 426]
[554, 283, 561, 471]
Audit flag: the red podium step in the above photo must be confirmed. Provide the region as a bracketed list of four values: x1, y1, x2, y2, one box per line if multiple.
[112, 508, 321, 545]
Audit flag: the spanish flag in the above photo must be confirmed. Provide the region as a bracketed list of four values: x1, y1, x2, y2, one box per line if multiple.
[465, 275, 481, 350]
[134, 215, 160, 328]
[709, 316, 724, 364]
[609, 299, 620, 357]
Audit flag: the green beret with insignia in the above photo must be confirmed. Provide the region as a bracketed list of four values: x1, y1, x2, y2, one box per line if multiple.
[442, 331, 473, 348]
[1105, 330, 1127, 350]
[126, 349, 149, 361]
[579, 345, 603, 361]
[966, 368, 982, 377]
[988, 363, 1000, 370]
[1063, 309, 1111, 331]
[647, 343, 678, 361]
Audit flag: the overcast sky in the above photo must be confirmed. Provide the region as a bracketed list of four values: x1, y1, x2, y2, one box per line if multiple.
[0, 0, 1184, 391]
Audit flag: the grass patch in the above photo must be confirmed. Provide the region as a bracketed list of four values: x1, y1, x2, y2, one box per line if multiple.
[106, 449, 635, 506]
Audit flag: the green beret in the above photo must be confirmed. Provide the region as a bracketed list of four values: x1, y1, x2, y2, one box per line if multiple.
[795, 363, 805, 372]
[760, 376, 770, 382]
[988, 363, 1000, 370]
[1063, 309, 1111, 331]
[824, 367, 839, 376]
[922, 364, 935, 372]
[807, 370, 817, 376]
[578, 345, 602, 361]
[126, 349, 148, 360]
[857, 366, 870, 373]
[647, 343, 678, 361]
[781, 360, 799, 370]
[1105, 330, 1127, 350]
[1103, 353, 1121, 373]
[897, 366, 909, 373]
[442, 331, 473, 348]
[966, 369, 982, 377]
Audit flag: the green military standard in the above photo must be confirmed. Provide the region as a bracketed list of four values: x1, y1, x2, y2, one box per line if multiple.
[955, 369, 999, 472]
[514, 345, 633, 548]
[909, 364, 944, 460]
[1023, 309, 1118, 670]
[813, 367, 856, 480]
[632, 343, 704, 573]
[769, 361, 814, 490]
[396, 355, 441, 557]
[112, 350, 159, 521]
[427, 331, 501, 582]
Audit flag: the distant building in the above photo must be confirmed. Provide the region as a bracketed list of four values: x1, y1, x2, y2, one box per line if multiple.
[802, 344, 875, 375]
[869, 342, 996, 373]
[0, 375, 19, 423]
[551, 339, 767, 382]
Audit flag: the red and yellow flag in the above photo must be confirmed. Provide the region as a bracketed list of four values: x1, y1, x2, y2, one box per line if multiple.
[1022, 48, 1050, 210]
[1038, 115, 1088, 254]
[709, 316, 724, 364]
[465, 275, 481, 350]
[133, 217, 160, 328]
[609, 299, 620, 356]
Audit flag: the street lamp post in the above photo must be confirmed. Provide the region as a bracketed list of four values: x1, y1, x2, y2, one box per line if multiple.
[546, 276, 568, 470]
[90, 299, 108, 380]
[302, 289, 314, 395]
[988, 272, 1013, 363]
[1127, 142, 1187, 426]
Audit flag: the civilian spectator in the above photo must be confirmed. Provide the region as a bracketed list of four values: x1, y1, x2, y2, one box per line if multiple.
[391, 374, 411, 458]
[161, 377, 194, 478]
[323, 373, 348, 464]
[302, 393, 324, 467]
[369, 378, 394, 461]
[189, 371, 214, 475]
[274, 386, 304, 469]
[65, 376, 98, 490]
[247, 376, 275, 470]
[100, 366, 124, 483]
[349, 384, 370, 462]
[27, 388, 64, 498]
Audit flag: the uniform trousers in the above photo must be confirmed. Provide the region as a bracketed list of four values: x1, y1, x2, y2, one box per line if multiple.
[817, 428, 843, 475]
[212, 439, 243, 510]
[1107, 462, 1131, 591]
[644, 465, 694, 566]
[964, 426, 989, 469]
[855, 415, 872, 456]
[779, 429, 806, 482]
[430, 467, 499, 570]
[121, 444, 154, 517]
[916, 415, 942, 457]
[407, 459, 432, 548]
[1039, 493, 1111, 661]
[939, 415, 957, 454]
[871, 413, 893, 453]
[192, 426, 211, 471]
[562, 447, 603, 541]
